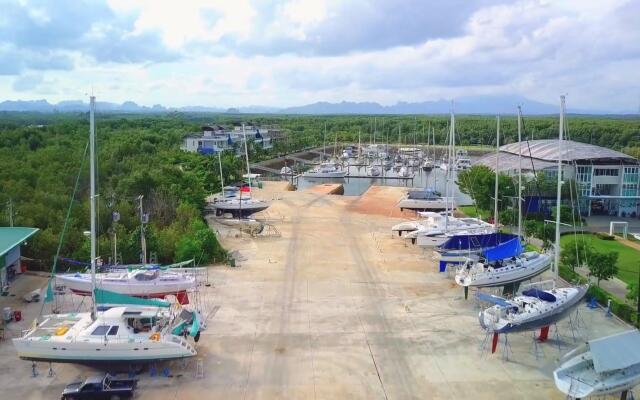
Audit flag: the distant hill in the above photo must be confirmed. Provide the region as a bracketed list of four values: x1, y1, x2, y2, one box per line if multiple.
[0, 96, 634, 115]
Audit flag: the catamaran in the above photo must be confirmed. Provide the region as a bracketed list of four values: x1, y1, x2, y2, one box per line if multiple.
[13, 97, 200, 364]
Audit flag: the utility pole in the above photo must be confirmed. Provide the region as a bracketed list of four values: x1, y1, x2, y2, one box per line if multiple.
[138, 195, 147, 265]
[554, 96, 565, 281]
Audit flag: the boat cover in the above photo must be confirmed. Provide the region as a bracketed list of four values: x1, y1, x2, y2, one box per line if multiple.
[407, 188, 441, 199]
[482, 238, 523, 262]
[94, 288, 170, 308]
[589, 330, 640, 374]
[521, 288, 556, 302]
[438, 233, 519, 251]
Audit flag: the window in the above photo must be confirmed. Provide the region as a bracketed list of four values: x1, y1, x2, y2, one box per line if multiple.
[594, 168, 619, 176]
[91, 325, 110, 335]
[623, 166, 639, 183]
[107, 326, 119, 335]
[622, 183, 638, 197]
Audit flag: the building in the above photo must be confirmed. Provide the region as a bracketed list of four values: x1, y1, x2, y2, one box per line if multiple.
[0, 227, 38, 291]
[475, 139, 640, 217]
[181, 125, 285, 155]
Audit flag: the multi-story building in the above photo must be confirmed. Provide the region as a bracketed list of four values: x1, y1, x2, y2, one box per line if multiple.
[181, 125, 285, 155]
[476, 139, 640, 217]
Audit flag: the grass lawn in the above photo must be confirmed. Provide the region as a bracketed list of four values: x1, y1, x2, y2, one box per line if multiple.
[458, 205, 491, 220]
[560, 233, 640, 286]
[525, 243, 541, 252]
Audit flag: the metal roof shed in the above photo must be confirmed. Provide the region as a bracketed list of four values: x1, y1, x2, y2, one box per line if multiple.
[0, 227, 39, 289]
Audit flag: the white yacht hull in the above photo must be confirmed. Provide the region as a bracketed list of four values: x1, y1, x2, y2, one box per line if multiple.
[398, 198, 453, 211]
[456, 252, 552, 288]
[302, 171, 347, 178]
[56, 273, 195, 298]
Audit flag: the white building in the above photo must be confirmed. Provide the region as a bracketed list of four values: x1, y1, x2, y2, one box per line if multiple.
[181, 125, 285, 155]
[476, 139, 640, 217]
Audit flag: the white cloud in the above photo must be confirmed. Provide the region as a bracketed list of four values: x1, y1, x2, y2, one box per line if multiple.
[0, 0, 638, 112]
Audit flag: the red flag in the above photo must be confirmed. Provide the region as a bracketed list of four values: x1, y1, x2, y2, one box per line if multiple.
[240, 186, 251, 193]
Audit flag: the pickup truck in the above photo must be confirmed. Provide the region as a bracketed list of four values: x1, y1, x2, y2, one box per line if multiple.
[60, 373, 136, 400]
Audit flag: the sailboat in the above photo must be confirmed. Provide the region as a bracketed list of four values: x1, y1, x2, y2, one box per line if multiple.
[478, 97, 588, 346]
[303, 126, 348, 178]
[209, 125, 271, 217]
[554, 330, 640, 398]
[13, 97, 199, 364]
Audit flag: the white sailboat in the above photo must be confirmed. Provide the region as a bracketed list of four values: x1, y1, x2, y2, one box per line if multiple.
[397, 188, 452, 212]
[56, 269, 196, 298]
[554, 330, 640, 398]
[209, 127, 271, 217]
[13, 97, 199, 364]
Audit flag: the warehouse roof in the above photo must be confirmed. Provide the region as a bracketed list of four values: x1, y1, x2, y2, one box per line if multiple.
[500, 139, 634, 162]
[0, 227, 39, 258]
[475, 139, 637, 172]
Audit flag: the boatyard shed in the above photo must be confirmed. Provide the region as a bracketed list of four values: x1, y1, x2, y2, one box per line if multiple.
[0, 227, 38, 292]
[476, 139, 640, 217]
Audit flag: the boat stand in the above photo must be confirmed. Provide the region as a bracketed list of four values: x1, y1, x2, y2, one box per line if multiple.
[529, 331, 546, 360]
[500, 334, 513, 361]
[551, 324, 566, 353]
[31, 361, 38, 378]
[567, 307, 586, 343]
[47, 362, 55, 378]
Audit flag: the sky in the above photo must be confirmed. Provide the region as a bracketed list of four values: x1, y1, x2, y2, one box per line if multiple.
[0, 0, 639, 111]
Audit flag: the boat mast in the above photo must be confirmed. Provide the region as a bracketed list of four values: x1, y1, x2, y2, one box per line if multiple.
[242, 123, 251, 189]
[517, 106, 523, 238]
[323, 122, 327, 161]
[218, 150, 225, 196]
[89, 96, 98, 319]
[494, 116, 500, 227]
[445, 111, 455, 232]
[554, 96, 565, 280]
[358, 128, 361, 159]
[138, 195, 147, 265]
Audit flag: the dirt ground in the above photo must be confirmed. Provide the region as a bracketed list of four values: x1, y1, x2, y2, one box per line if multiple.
[0, 181, 634, 400]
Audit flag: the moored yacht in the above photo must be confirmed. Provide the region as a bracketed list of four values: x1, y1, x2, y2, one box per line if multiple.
[302, 161, 348, 178]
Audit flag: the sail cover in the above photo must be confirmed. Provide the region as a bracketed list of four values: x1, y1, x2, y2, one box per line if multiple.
[482, 238, 523, 262]
[522, 288, 556, 302]
[94, 288, 170, 308]
[438, 233, 519, 251]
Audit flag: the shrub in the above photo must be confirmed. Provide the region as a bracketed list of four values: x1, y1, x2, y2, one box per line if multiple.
[595, 232, 615, 240]
[587, 286, 638, 326]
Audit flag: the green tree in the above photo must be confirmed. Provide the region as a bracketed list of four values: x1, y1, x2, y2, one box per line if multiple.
[560, 238, 593, 272]
[588, 251, 619, 287]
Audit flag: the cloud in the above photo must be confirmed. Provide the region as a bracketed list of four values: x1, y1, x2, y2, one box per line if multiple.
[12, 74, 44, 91]
[0, 0, 177, 74]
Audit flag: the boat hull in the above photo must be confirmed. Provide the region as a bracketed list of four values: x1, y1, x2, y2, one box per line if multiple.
[398, 199, 453, 212]
[56, 274, 195, 298]
[456, 253, 552, 288]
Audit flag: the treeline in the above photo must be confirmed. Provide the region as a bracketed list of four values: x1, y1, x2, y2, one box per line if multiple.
[0, 114, 247, 267]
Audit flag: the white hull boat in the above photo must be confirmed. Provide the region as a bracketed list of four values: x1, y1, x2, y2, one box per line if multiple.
[303, 162, 348, 178]
[56, 269, 196, 298]
[554, 330, 640, 398]
[455, 250, 552, 288]
[13, 306, 197, 363]
[478, 284, 588, 334]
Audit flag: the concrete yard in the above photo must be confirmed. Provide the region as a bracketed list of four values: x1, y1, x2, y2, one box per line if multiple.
[0, 181, 635, 399]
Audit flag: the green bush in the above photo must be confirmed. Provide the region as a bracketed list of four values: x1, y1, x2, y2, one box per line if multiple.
[559, 264, 587, 284]
[595, 232, 615, 240]
[587, 286, 638, 326]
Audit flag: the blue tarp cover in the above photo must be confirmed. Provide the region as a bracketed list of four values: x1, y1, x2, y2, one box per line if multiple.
[522, 288, 556, 302]
[482, 238, 523, 262]
[438, 233, 519, 251]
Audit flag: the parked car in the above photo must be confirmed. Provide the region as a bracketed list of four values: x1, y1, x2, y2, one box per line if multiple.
[60, 374, 136, 400]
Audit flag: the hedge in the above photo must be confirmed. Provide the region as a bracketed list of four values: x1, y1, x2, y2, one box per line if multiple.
[587, 285, 638, 326]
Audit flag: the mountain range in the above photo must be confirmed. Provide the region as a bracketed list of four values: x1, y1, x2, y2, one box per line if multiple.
[0, 95, 635, 115]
